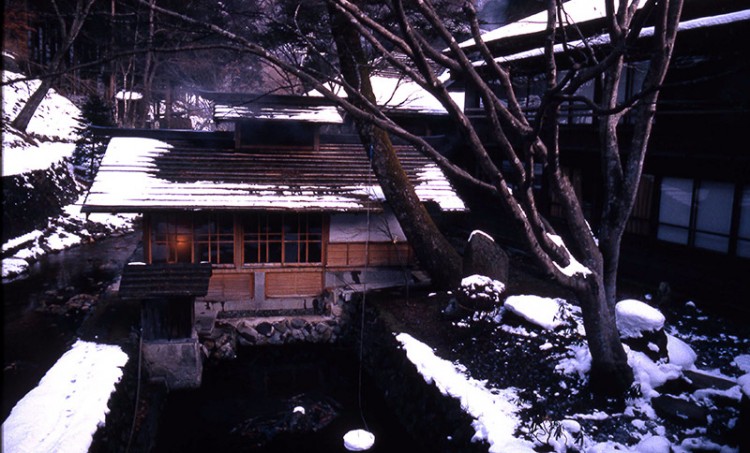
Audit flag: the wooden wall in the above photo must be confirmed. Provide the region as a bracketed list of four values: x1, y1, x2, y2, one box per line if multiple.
[327, 242, 414, 267]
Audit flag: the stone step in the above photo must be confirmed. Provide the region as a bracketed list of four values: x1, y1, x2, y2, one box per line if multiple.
[683, 369, 737, 391]
[652, 394, 708, 427]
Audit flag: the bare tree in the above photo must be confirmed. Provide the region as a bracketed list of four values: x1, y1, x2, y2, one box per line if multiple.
[11, 0, 98, 133]
[139, 0, 685, 396]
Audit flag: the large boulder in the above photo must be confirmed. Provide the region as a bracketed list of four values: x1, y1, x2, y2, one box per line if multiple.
[463, 230, 509, 285]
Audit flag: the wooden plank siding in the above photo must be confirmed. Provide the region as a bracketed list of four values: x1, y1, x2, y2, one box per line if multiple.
[266, 271, 324, 298]
[203, 271, 254, 302]
[327, 242, 414, 267]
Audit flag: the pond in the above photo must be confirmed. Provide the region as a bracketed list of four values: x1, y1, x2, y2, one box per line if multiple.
[153, 343, 428, 453]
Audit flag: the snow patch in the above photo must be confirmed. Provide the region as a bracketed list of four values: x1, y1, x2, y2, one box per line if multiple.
[504, 295, 567, 331]
[666, 334, 697, 369]
[2, 340, 129, 453]
[616, 299, 666, 338]
[396, 333, 535, 452]
[546, 233, 592, 277]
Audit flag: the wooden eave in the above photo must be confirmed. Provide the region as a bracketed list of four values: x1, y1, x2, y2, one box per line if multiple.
[118, 262, 212, 299]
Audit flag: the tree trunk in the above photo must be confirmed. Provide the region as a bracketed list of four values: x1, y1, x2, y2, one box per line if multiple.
[576, 275, 633, 396]
[11, 0, 96, 133]
[11, 77, 56, 133]
[328, 3, 463, 289]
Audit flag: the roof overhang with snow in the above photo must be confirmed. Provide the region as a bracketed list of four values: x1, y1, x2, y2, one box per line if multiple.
[81, 136, 466, 214]
[306, 72, 464, 117]
[202, 92, 345, 124]
[453, 0, 749, 64]
[475, 8, 750, 70]
[452, 0, 619, 57]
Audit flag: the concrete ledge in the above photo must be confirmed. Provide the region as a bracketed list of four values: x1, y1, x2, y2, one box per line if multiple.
[142, 338, 203, 390]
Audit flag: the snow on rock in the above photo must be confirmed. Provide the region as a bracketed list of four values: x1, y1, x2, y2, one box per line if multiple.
[627, 348, 682, 398]
[616, 299, 666, 338]
[1, 258, 29, 279]
[468, 230, 495, 243]
[733, 354, 750, 373]
[395, 333, 536, 453]
[504, 295, 568, 331]
[458, 274, 506, 310]
[343, 429, 375, 451]
[556, 342, 592, 380]
[634, 435, 672, 453]
[2, 340, 129, 453]
[666, 334, 697, 369]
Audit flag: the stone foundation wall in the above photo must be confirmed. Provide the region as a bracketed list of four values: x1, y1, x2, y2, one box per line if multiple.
[142, 338, 203, 390]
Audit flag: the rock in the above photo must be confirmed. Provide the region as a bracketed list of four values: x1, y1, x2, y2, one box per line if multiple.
[652, 394, 708, 426]
[66, 293, 98, 310]
[256, 322, 274, 337]
[237, 322, 259, 343]
[290, 318, 307, 329]
[683, 369, 737, 391]
[441, 297, 469, 319]
[462, 230, 509, 284]
[456, 274, 505, 312]
[273, 320, 288, 334]
[215, 341, 236, 360]
[616, 299, 668, 362]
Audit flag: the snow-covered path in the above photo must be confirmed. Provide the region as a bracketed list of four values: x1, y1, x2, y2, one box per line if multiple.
[2, 340, 128, 453]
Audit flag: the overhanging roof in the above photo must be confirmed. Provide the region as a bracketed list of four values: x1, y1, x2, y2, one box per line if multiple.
[479, 8, 750, 69]
[82, 135, 466, 213]
[202, 92, 344, 124]
[118, 262, 212, 299]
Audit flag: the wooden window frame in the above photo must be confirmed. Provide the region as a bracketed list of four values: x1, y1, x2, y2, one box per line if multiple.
[242, 213, 324, 267]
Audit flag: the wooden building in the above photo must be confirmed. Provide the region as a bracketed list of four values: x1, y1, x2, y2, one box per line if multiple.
[450, 0, 750, 301]
[82, 94, 466, 315]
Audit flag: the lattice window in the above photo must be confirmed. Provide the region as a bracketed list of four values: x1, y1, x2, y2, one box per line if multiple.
[243, 213, 322, 265]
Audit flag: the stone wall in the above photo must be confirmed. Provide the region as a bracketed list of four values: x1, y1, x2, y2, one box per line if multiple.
[142, 337, 203, 389]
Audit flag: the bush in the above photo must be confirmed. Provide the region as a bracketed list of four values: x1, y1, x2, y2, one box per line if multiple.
[72, 95, 114, 185]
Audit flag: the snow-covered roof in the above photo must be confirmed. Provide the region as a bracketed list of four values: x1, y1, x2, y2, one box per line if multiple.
[82, 136, 466, 213]
[307, 71, 464, 116]
[484, 8, 750, 67]
[205, 92, 344, 123]
[455, 0, 617, 51]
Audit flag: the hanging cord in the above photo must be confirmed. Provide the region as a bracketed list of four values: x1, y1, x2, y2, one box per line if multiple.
[356, 144, 375, 432]
[126, 312, 144, 453]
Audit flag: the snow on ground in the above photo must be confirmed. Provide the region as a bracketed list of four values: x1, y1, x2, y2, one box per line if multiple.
[398, 295, 745, 452]
[1, 193, 136, 281]
[504, 295, 569, 331]
[396, 332, 536, 452]
[2, 68, 136, 281]
[1, 340, 129, 453]
[2, 70, 81, 144]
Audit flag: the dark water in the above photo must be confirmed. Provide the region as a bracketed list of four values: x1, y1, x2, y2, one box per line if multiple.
[154, 344, 428, 453]
[1, 233, 139, 420]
